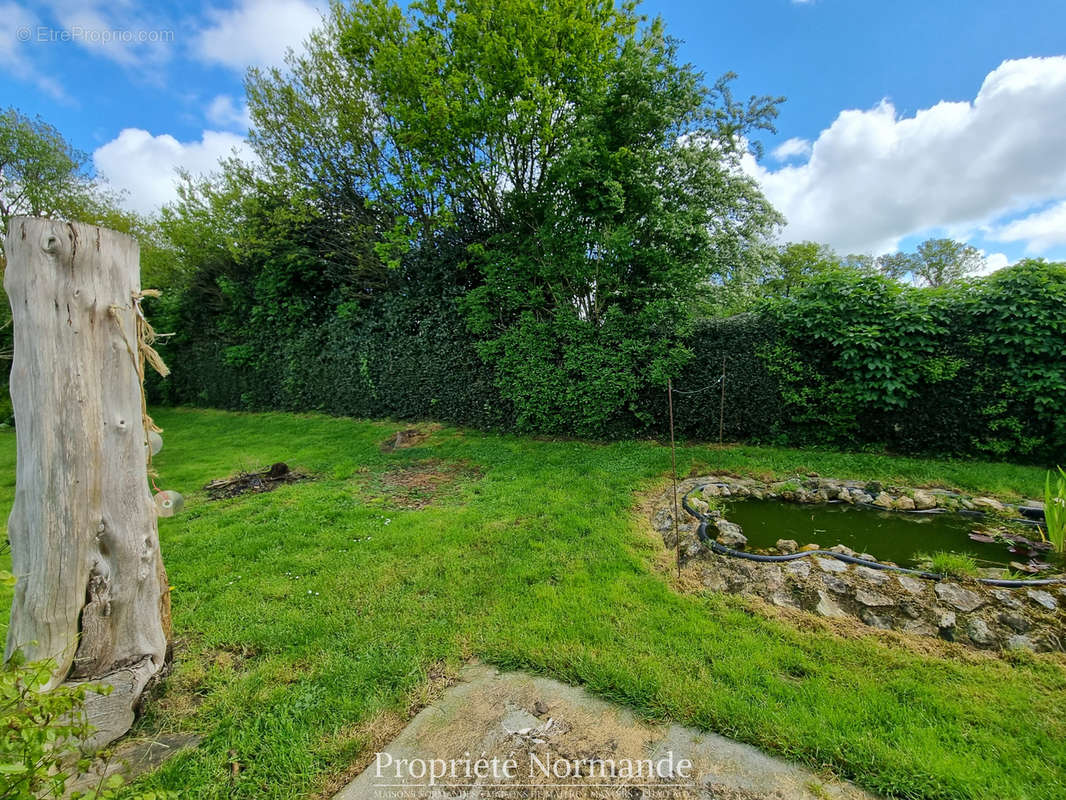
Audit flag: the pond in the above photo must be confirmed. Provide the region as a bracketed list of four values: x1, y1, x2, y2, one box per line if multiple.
[722, 500, 1020, 569]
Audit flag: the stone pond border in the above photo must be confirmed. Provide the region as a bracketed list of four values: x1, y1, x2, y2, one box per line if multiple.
[650, 475, 1065, 652]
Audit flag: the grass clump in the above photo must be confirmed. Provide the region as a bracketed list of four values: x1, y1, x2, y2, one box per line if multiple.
[918, 551, 980, 578]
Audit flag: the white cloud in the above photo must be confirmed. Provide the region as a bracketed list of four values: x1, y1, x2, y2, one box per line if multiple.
[93, 128, 253, 214]
[194, 0, 322, 71]
[206, 94, 252, 130]
[771, 137, 812, 162]
[991, 201, 1066, 253]
[976, 251, 1011, 276]
[0, 3, 68, 100]
[745, 56, 1066, 254]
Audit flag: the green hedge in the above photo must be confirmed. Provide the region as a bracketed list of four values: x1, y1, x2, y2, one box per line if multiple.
[151, 260, 1066, 464]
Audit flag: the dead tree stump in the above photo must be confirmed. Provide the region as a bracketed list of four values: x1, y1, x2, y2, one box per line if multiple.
[3, 217, 171, 749]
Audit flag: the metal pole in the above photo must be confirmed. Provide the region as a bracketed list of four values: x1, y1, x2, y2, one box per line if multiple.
[719, 355, 726, 445]
[668, 379, 680, 579]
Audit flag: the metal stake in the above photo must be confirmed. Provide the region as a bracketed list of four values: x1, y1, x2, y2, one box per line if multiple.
[668, 379, 680, 580]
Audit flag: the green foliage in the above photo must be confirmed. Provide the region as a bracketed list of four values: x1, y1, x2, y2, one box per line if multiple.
[0, 107, 117, 234]
[1044, 467, 1066, 553]
[761, 241, 844, 298]
[953, 259, 1066, 458]
[238, 0, 782, 434]
[761, 268, 946, 411]
[876, 237, 986, 287]
[917, 551, 979, 578]
[0, 650, 102, 799]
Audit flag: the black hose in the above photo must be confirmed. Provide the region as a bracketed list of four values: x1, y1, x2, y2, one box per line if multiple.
[681, 485, 1066, 588]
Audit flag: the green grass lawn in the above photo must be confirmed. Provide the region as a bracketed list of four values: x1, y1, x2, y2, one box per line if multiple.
[1, 408, 1063, 799]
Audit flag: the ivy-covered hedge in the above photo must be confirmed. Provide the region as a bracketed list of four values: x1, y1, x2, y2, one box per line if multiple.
[153, 259, 1066, 463]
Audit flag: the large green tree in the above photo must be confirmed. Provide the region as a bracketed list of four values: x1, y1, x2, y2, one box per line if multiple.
[876, 237, 986, 287]
[232, 0, 786, 434]
[0, 108, 120, 237]
[762, 241, 842, 297]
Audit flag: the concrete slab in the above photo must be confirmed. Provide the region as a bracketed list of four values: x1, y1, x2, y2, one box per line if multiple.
[334, 663, 876, 800]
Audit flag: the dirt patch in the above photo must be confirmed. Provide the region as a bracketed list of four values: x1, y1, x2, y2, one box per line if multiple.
[204, 462, 311, 499]
[372, 459, 482, 510]
[380, 423, 443, 452]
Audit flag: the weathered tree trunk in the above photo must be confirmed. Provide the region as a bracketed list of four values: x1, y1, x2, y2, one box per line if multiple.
[3, 217, 171, 749]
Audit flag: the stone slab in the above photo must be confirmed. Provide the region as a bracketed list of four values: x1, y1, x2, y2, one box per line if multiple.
[334, 663, 877, 800]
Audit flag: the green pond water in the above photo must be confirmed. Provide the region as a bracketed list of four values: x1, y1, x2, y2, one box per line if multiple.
[722, 500, 1019, 568]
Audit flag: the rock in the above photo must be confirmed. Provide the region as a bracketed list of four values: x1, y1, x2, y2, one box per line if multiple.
[902, 619, 937, 636]
[799, 543, 820, 552]
[990, 588, 1022, 609]
[775, 539, 799, 554]
[1027, 589, 1058, 611]
[857, 552, 877, 562]
[966, 618, 995, 647]
[533, 700, 549, 716]
[937, 609, 957, 631]
[855, 588, 894, 607]
[866, 481, 883, 496]
[1006, 634, 1035, 652]
[934, 582, 984, 613]
[855, 566, 889, 585]
[652, 509, 674, 533]
[761, 565, 785, 592]
[814, 591, 847, 619]
[998, 611, 1031, 633]
[823, 575, 851, 595]
[683, 538, 704, 559]
[785, 560, 810, 578]
[897, 575, 926, 595]
[770, 590, 800, 609]
[860, 609, 893, 630]
[715, 520, 747, 550]
[894, 496, 916, 511]
[899, 600, 923, 619]
[972, 497, 1005, 513]
[816, 557, 847, 574]
[912, 490, 937, 510]
[689, 497, 710, 515]
[872, 492, 894, 509]
[702, 570, 729, 593]
[828, 544, 857, 557]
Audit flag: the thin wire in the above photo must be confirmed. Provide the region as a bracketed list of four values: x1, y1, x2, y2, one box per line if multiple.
[671, 376, 723, 395]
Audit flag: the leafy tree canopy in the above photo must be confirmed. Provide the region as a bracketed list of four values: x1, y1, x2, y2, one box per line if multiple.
[876, 237, 987, 287]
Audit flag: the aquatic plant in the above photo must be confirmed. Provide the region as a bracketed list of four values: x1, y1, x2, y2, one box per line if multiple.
[1043, 467, 1066, 553]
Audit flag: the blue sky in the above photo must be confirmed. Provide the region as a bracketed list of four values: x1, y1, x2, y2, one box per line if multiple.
[4, 0, 1066, 265]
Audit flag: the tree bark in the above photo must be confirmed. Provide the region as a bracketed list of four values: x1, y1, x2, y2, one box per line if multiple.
[3, 216, 170, 749]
